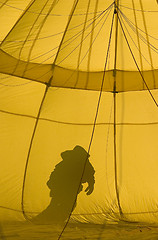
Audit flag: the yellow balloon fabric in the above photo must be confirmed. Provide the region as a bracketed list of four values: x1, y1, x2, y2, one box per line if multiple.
[1, 1, 158, 237]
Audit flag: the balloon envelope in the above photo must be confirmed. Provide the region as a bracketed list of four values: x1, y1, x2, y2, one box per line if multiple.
[0, 0, 158, 237]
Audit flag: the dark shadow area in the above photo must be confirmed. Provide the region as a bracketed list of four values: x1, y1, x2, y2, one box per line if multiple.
[0, 223, 6, 240]
[33, 145, 95, 224]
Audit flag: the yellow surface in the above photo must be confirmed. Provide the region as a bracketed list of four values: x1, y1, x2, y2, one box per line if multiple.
[0, 0, 158, 233]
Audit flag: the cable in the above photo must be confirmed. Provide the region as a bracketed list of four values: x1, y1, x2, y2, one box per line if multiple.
[1, 107, 158, 126]
[0, 0, 113, 16]
[118, 13, 158, 108]
[119, 4, 158, 13]
[37, 6, 113, 86]
[120, 10, 158, 42]
[0, 3, 112, 85]
[119, 10, 158, 53]
[21, 0, 81, 223]
[118, 11, 156, 69]
[56, 5, 113, 65]
[131, 0, 144, 89]
[139, 0, 156, 88]
[0, 10, 104, 71]
[0, 9, 107, 44]
[57, 9, 115, 240]
[33, 4, 112, 62]
[0, 0, 9, 9]
[12, 0, 54, 78]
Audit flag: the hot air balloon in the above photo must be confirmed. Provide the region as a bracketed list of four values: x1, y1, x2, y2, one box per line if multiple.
[0, 0, 158, 239]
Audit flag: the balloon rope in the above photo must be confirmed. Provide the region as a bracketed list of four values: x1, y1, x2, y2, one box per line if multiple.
[21, 84, 49, 221]
[118, 13, 158, 108]
[57, 9, 115, 240]
[113, 0, 123, 217]
[139, 0, 156, 88]
[131, 0, 144, 89]
[21, 0, 81, 221]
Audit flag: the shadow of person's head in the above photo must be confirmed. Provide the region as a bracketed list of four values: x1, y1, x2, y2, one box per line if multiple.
[61, 145, 90, 162]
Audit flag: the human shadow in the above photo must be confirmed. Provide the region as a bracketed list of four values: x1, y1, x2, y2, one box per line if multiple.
[33, 145, 95, 224]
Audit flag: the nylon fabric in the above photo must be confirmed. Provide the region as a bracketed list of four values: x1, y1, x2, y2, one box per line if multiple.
[1, 0, 158, 239]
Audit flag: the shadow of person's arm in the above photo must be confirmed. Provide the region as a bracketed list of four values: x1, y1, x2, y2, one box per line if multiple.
[85, 184, 94, 195]
[84, 161, 95, 195]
